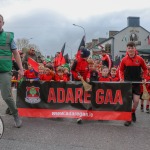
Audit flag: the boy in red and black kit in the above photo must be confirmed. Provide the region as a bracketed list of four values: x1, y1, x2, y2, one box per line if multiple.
[55, 66, 67, 82]
[110, 67, 120, 81]
[71, 48, 90, 124]
[86, 60, 99, 82]
[40, 67, 54, 81]
[98, 66, 111, 82]
[24, 64, 39, 81]
[119, 41, 147, 126]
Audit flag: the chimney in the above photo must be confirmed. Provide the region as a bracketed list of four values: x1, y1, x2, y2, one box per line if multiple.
[127, 17, 140, 27]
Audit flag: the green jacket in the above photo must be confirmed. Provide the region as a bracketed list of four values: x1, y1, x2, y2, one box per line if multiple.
[0, 31, 14, 72]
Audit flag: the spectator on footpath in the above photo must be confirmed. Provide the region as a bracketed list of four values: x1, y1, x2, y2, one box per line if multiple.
[22, 47, 38, 69]
[119, 41, 147, 126]
[0, 14, 24, 128]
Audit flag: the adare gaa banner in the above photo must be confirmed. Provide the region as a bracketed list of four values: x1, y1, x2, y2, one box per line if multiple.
[17, 81, 132, 121]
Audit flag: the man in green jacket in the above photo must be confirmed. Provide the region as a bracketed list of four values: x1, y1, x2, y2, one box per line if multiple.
[0, 14, 24, 128]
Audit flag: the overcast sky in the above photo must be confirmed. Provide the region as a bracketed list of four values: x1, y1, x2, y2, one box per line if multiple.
[1, 0, 150, 57]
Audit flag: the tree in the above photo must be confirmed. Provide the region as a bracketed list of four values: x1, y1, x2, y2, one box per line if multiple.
[15, 38, 42, 56]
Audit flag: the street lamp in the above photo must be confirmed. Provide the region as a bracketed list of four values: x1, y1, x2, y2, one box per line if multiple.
[73, 24, 86, 41]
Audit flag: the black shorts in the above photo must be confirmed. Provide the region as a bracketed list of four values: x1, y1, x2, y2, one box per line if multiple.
[132, 83, 141, 95]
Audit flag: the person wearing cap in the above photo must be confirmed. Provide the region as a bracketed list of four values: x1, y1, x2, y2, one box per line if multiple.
[119, 41, 147, 126]
[0, 14, 24, 128]
[71, 48, 90, 124]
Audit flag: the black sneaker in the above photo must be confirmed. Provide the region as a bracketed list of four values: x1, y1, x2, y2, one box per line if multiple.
[14, 115, 22, 128]
[77, 118, 82, 124]
[124, 121, 131, 126]
[132, 113, 136, 122]
[5, 108, 12, 115]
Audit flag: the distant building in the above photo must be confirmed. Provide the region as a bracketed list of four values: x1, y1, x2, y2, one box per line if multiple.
[87, 17, 150, 61]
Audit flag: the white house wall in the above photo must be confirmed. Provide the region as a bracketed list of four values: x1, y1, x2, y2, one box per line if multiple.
[113, 27, 150, 59]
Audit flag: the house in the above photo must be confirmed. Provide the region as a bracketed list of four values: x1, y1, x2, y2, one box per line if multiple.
[87, 17, 150, 61]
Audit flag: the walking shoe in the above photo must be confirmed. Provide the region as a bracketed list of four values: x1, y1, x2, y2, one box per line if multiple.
[5, 108, 12, 115]
[140, 106, 144, 112]
[14, 115, 22, 128]
[132, 113, 136, 122]
[77, 118, 82, 124]
[146, 108, 149, 113]
[124, 121, 131, 126]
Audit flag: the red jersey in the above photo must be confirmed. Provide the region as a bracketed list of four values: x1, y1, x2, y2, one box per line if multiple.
[71, 58, 89, 81]
[99, 76, 111, 82]
[110, 76, 120, 81]
[63, 73, 70, 81]
[55, 74, 67, 82]
[40, 74, 53, 81]
[24, 70, 37, 79]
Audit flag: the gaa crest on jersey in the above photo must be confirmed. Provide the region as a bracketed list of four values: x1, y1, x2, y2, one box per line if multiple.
[135, 59, 139, 64]
[25, 86, 41, 104]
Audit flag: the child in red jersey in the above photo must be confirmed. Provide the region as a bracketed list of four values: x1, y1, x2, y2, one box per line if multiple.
[110, 67, 120, 81]
[38, 65, 44, 80]
[24, 64, 39, 80]
[55, 66, 67, 82]
[86, 60, 99, 82]
[40, 67, 54, 81]
[140, 65, 150, 113]
[98, 66, 111, 82]
[63, 67, 70, 81]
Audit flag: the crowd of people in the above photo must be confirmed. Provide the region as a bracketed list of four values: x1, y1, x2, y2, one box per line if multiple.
[0, 14, 150, 128]
[11, 41, 150, 126]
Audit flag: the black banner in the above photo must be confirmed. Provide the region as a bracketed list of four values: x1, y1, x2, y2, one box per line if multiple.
[17, 81, 132, 121]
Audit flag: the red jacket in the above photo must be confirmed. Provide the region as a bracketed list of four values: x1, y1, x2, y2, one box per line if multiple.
[71, 58, 89, 81]
[119, 54, 147, 81]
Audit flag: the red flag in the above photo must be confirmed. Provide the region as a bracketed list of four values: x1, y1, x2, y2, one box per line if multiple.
[28, 57, 39, 72]
[54, 43, 66, 68]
